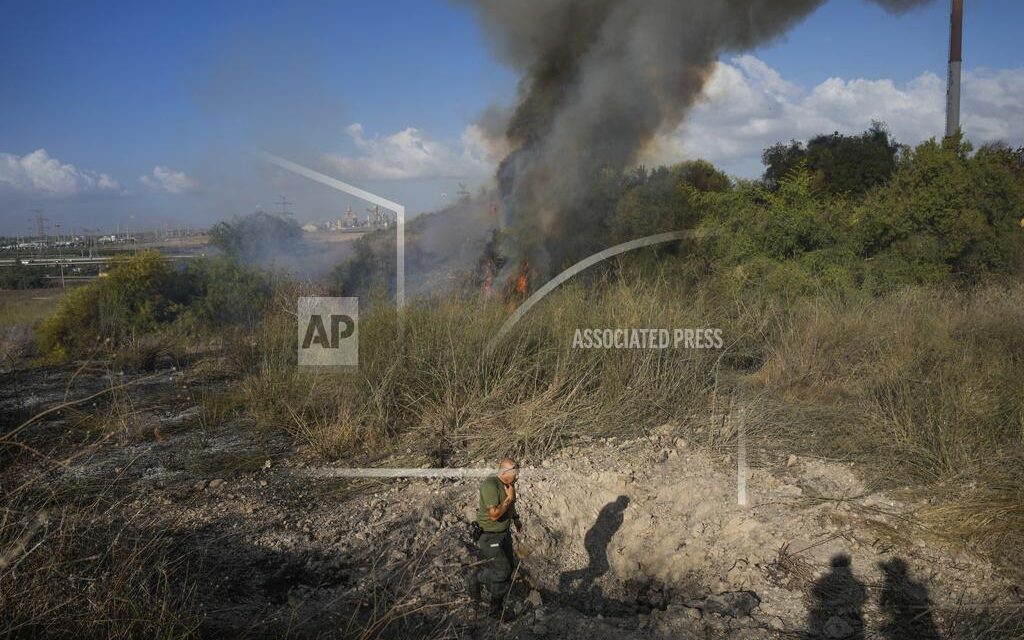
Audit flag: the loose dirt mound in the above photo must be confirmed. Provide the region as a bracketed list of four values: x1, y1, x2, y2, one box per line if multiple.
[505, 436, 1013, 638]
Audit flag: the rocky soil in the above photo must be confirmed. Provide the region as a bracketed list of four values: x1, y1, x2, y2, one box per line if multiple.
[3, 363, 1022, 639]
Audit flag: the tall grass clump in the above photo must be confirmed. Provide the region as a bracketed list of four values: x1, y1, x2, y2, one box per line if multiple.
[232, 270, 724, 463]
[749, 281, 1024, 565]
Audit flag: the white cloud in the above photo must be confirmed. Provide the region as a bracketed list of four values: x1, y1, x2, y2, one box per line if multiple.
[0, 148, 121, 196]
[645, 55, 1024, 177]
[325, 123, 496, 181]
[140, 165, 198, 194]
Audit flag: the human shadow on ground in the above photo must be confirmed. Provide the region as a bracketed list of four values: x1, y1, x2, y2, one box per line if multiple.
[805, 553, 867, 640]
[804, 553, 947, 639]
[558, 495, 630, 594]
[877, 558, 943, 640]
[542, 495, 679, 617]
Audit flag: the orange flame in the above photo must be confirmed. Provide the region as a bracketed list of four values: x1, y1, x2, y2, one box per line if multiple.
[482, 261, 494, 297]
[515, 264, 528, 298]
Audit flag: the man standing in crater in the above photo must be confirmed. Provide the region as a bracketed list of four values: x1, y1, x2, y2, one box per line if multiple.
[472, 457, 522, 617]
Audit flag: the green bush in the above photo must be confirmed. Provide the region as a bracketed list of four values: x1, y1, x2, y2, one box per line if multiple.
[610, 161, 730, 240]
[693, 135, 1024, 298]
[208, 211, 303, 263]
[178, 256, 272, 330]
[0, 263, 51, 289]
[37, 252, 274, 360]
[854, 135, 1024, 282]
[37, 251, 184, 358]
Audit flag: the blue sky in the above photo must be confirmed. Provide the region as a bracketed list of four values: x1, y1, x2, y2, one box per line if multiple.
[1, 0, 1022, 235]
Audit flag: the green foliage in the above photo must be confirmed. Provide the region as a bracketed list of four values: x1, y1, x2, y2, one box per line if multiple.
[697, 168, 858, 297]
[208, 211, 303, 263]
[178, 256, 272, 330]
[334, 122, 1022, 304]
[610, 160, 731, 240]
[762, 121, 902, 195]
[854, 134, 1024, 284]
[0, 263, 50, 289]
[698, 133, 1024, 297]
[37, 251, 184, 358]
[37, 251, 274, 359]
[335, 231, 396, 297]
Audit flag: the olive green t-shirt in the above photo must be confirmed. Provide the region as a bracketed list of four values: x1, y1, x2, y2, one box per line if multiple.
[477, 475, 511, 533]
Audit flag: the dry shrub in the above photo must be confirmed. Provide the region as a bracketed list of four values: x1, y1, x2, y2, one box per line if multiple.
[65, 377, 162, 444]
[339, 534, 464, 640]
[112, 331, 189, 372]
[194, 386, 244, 431]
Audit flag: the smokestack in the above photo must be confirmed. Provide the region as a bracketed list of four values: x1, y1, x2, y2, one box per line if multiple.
[945, 0, 963, 138]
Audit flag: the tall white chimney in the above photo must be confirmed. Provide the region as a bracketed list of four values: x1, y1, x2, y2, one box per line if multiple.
[945, 0, 964, 139]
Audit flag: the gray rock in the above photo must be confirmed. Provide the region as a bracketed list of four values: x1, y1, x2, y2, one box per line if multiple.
[527, 589, 543, 607]
[694, 591, 760, 618]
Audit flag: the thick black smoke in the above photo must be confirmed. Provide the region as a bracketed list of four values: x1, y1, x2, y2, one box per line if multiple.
[459, 0, 934, 278]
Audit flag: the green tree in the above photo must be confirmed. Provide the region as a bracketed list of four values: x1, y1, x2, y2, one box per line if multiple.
[610, 161, 730, 240]
[209, 211, 303, 263]
[697, 168, 857, 297]
[179, 257, 272, 330]
[762, 122, 903, 196]
[854, 134, 1024, 283]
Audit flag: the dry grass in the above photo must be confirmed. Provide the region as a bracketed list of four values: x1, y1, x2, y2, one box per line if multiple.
[233, 275, 1024, 576]
[232, 273, 720, 464]
[4, 269, 1023, 636]
[194, 386, 244, 431]
[0, 288, 65, 328]
[1, 401, 202, 638]
[0, 288, 66, 366]
[749, 283, 1024, 571]
[0, 485, 202, 639]
[339, 533, 466, 640]
[63, 372, 165, 443]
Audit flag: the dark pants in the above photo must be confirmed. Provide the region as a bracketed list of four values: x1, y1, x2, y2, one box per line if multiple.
[477, 530, 515, 609]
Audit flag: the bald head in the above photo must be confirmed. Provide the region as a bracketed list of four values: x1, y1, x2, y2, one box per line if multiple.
[497, 457, 519, 485]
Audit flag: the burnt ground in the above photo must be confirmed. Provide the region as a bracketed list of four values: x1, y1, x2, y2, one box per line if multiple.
[2, 359, 1023, 639]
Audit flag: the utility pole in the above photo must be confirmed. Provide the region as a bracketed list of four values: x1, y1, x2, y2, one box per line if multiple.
[28, 209, 48, 241]
[83, 227, 98, 258]
[276, 195, 293, 216]
[945, 0, 964, 139]
[26, 209, 48, 257]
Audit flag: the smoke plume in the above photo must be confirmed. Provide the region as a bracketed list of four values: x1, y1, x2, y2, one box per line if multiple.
[459, 0, 934, 277]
